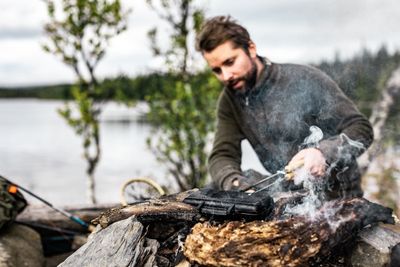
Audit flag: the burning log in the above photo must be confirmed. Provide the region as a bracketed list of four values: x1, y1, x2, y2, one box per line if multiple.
[183, 198, 394, 267]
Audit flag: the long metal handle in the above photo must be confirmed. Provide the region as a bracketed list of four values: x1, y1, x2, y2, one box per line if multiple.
[240, 171, 284, 192]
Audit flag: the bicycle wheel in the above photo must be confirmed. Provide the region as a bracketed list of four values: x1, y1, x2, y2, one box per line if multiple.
[120, 177, 165, 206]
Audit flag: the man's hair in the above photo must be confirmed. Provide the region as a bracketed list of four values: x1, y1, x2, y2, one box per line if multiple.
[195, 16, 251, 53]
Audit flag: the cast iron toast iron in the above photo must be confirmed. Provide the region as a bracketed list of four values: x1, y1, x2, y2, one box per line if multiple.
[183, 188, 274, 220]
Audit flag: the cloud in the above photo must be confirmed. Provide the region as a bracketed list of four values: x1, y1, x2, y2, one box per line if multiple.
[1, 0, 400, 86]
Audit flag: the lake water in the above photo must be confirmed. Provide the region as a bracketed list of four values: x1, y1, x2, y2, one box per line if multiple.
[0, 99, 265, 205]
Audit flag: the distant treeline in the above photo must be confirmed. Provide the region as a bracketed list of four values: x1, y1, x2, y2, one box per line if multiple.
[0, 84, 72, 99]
[1, 45, 400, 110]
[0, 73, 168, 100]
[315, 45, 400, 141]
[315, 45, 400, 117]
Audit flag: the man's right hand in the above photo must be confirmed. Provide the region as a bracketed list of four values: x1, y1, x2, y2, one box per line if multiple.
[223, 175, 252, 191]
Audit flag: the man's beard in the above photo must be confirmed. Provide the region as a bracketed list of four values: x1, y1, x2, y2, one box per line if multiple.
[226, 59, 258, 94]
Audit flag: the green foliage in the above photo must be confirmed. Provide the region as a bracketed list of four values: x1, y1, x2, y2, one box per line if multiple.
[146, 0, 220, 191]
[146, 71, 221, 189]
[42, 0, 129, 203]
[100, 72, 175, 104]
[43, 0, 129, 83]
[146, 0, 203, 74]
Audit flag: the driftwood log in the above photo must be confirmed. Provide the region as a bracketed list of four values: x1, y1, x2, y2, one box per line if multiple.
[57, 188, 398, 267]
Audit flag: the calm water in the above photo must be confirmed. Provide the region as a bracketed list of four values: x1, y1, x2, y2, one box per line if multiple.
[0, 99, 265, 205]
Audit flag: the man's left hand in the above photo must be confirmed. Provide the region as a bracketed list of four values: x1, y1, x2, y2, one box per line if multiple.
[288, 148, 327, 177]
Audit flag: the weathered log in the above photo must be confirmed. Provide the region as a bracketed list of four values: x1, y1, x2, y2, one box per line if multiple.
[91, 190, 200, 228]
[17, 203, 114, 231]
[60, 216, 159, 267]
[16, 203, 116, 261]
[183, 198, 394, 267]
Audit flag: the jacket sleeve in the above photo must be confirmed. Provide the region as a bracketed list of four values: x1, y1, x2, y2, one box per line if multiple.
[208, 91, 245, 189]
[313, 71, 374, 166]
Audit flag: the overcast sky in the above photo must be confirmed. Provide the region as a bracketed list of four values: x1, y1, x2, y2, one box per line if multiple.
[1, 0, 399, 87]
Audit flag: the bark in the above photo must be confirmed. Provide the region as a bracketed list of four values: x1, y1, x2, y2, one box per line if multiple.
[91, 191, 199, 228]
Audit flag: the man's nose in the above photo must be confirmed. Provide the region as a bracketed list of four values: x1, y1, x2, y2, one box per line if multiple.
[221, 69, 233, 82]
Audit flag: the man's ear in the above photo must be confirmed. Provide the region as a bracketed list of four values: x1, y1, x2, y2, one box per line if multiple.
[248, 41, 257, 58]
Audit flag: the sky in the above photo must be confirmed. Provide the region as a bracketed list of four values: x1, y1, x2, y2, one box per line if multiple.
[1, 0, 400, 87]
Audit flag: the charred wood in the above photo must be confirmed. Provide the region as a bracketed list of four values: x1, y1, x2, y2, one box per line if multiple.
[183, 198, 394, 267]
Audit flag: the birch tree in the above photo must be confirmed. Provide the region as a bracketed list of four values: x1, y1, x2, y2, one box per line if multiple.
[43, 0, 129, 203]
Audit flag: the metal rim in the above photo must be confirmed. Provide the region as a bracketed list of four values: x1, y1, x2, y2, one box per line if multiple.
[120, 177, 165, 206]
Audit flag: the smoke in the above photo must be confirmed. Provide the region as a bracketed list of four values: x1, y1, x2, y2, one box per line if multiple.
[283, 169, 324, 221]
[281, 131, 367, 230]
[328, 133, 365, 170]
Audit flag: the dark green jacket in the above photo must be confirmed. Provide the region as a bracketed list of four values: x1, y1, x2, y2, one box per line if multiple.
[208, 59, 373, 197]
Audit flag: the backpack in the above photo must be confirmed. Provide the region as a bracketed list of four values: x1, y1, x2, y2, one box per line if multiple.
[0, 176, 27, 231]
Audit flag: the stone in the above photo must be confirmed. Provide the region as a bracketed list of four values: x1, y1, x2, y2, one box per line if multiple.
[0, 223, 45, 267]
[351, 223, 400, 267]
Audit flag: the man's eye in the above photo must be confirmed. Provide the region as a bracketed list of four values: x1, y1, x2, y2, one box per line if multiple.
[212, 68, 221, 74]
[225, 59, 234, 66]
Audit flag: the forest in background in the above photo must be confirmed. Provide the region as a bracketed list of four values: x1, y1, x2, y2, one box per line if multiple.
[2, 44, 399, 140]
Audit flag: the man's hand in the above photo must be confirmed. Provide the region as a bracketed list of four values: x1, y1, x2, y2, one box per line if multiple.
[288, 148, 327, 177]
[223, 175, 252, 191]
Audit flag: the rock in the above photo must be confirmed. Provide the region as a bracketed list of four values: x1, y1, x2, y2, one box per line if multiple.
[351, 223, 400, 267]
[0, 223, 45, 267]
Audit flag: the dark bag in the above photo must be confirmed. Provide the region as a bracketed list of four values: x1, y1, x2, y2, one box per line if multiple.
[0, 176, 27, 230]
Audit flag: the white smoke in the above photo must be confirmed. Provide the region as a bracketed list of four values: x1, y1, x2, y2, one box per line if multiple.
[282, 131, 366, 227]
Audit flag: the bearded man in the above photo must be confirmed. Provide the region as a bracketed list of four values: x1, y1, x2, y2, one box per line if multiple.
[196, 16, 373, 198]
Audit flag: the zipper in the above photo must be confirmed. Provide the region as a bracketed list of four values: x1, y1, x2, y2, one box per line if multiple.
[245, 96, 249, 106]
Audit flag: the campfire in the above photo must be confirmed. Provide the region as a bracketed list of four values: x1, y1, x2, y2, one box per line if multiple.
[61, 170, 395, 267]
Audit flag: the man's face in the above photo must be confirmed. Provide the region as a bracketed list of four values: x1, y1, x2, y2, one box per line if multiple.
[203, 40, 258, 92]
